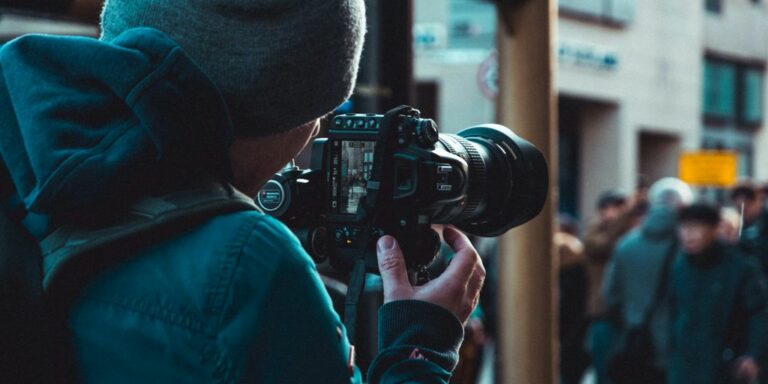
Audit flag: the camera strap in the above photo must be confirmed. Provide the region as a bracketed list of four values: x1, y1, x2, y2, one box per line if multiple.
[343, 258, 367, 344]
[343, 106, 418, 345]
[360, 105, 417, 218]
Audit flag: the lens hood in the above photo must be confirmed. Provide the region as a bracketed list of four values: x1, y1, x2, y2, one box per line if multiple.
[454, 124, 549, 237]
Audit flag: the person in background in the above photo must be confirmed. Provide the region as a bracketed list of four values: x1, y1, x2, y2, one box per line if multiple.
[668, 203, 768, 384]
[630, 176, 651, 228]
[719, 207, 743, 245]
[601, 177, 693, 383]
[584, 190, 632, 316]
[584, 189, 636, 384]
[730, 182, 768, 276]
[557, 213, 590, 384]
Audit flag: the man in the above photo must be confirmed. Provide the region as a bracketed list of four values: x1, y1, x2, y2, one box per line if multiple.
[731, 182, 768, 276]
[601, 177, 693, 383]
[584, 190, 631, 317]
[668, 203, 768, 384]
[0, 1, 485, 382]
[584, 189, 636, 384]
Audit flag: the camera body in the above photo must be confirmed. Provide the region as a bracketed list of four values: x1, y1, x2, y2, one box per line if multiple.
[257, 106, 548, 273]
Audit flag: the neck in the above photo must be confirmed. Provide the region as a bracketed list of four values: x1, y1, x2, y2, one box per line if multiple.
[686, 241, 723, 268]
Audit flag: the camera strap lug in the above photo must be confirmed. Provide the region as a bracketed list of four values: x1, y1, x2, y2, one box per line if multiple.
[416, 265, 431, 286]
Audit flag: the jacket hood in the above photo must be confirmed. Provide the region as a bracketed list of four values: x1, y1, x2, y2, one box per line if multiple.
[0, 28, 233, 217]
[641, 206, 678, 239]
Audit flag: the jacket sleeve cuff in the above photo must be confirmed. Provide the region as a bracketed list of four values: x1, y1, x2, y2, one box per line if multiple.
[367, 300, 464, 383]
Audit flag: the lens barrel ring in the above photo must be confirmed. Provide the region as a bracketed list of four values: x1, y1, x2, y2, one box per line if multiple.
[439, 135, 487, 219]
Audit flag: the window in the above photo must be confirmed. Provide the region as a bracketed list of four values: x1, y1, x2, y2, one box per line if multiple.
[737, 143, 754, 177]
[703, 57, 765, 126]
[741, 69, 764, 124]
[703, 60, 736, 119]
[559, 0, 635, 25]
[559, 0, 602, 15]
[701, 132, 755, 178]
[448, 0, 496, 50]
[706, 0, 722, 13]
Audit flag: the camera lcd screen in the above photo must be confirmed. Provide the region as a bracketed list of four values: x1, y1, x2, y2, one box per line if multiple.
[336, 140, 376, 215]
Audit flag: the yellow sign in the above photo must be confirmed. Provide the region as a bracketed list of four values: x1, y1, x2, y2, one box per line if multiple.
[679, 151, 738, 187]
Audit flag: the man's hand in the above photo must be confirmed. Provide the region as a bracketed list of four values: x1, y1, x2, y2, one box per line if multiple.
[376, 227, 486, 324]
[735, 356, 760, 383]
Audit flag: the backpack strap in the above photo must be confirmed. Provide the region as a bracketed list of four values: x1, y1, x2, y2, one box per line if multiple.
[640, 239, 679, 328]
[41, 182, 258, 308]
[0, 205, 50, 383]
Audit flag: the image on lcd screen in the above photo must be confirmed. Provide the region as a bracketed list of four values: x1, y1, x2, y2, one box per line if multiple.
[340, 140, 376, 214]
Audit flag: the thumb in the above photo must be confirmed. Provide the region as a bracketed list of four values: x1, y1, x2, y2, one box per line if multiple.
[377, 236, 412, 302]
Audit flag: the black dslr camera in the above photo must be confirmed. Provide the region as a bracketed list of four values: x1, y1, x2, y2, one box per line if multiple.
[256, 106, 548, 273]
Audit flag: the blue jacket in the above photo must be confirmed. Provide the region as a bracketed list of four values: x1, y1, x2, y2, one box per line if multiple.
[0, 28, 462, 383]
[601, 207, 678, 368]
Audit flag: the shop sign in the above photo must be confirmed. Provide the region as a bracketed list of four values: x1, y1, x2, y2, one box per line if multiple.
[414, 23, 447, 50]
[679, 151, 739, 187]
[558, 39, 619, 71]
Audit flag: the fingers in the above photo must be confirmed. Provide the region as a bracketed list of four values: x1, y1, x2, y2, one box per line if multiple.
[443, 226, 474, 254]
[377, 236, 412, 302]
[426, 227, 485, 323]
[440, 227, 483, 284]
[735, 358, 759, 380]
[467, 261, 486, 299]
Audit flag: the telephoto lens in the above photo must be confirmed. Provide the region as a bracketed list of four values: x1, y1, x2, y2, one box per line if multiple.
[255, 109, 549, 270]
[434, 125, 548, 236]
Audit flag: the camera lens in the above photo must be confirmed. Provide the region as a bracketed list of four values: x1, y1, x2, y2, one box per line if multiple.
[436, 125, 548, 237]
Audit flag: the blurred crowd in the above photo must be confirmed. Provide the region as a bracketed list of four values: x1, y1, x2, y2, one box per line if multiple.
[557, 179, 768, 384]
[431, 177, 768, 384]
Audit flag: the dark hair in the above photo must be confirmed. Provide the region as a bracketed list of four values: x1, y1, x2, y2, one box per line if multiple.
[557, 213, 580, 236]
[0, 161, 12, 201]
[678, 203, 721, 226]
[730, 183, 757, 201]
[596, 189, 627, 210]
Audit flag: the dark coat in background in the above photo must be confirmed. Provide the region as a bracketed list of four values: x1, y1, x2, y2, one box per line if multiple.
[738, 208, 768, 277]
[667, 244, 768, 384]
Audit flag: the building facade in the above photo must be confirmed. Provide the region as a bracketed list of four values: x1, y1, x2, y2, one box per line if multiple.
[701, 0, 768, 180]
[414, 0, 768, 221]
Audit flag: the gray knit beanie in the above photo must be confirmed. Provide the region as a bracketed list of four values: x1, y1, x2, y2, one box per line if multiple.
[100, 0, 366, 137]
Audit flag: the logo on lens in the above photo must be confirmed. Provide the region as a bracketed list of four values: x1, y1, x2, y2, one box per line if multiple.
[257, 180, 285, 212]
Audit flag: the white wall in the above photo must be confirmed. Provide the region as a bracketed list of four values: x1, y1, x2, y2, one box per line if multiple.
[578, 104, 626, 218]
[414, 55, 497, 133]
[558, 0, 703, 217]
[705, 0, 768, 59]
[413, 0, 497, 133]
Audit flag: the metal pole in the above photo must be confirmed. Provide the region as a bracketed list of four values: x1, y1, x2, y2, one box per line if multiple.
[495, 0, 557, 383]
